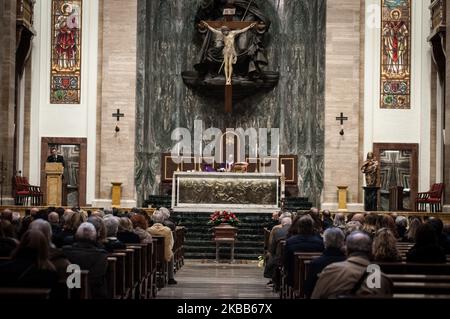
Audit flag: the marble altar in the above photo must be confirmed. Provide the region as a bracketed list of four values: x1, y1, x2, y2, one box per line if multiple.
[172, 172, 281, 213]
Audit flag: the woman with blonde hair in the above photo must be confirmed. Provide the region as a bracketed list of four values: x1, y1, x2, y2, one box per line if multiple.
[372, 228, 401, 262]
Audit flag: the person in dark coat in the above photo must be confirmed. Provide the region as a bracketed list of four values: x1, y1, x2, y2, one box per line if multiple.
[284, 215, 324, 287]
[321, 210, 334, 230]
[63, 223, 109, 299]
[0, 220, 18, 257]
[117, 217, 140, 244]
[427, 218, 450, 254]
[304, 227, 346, 298]
[0, 230, 58, 290]
[47, 147, 65, 167]
[264, 216, 292, 280]
[406, 223, 447, 263]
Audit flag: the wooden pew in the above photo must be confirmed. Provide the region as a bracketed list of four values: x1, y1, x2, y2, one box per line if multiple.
[393, 282, 450, 295]
[0, 288, 51, 299]
[174, 226, 186, 271]
[131, 246, 143, 298]
[381, 262, 450, 297]
[106, 257, 117, 299]
[128, 244, 147, 299]
[388, 274, 450, 282]
[378, 262, 450, 275]
[173, 228, 181, 272]
[276, 240, 287, 299]
[181, 227, 186, 267]
[292, 252, 322, 299]
[112, 249, 134, 299]
[153, 236, 168, 289]
[263, 228, 270, 255]
[109, 252, 126, 299]
[150, 239, 158, 298]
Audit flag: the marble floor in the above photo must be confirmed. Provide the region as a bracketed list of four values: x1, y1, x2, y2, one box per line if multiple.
[157, 260, 278, 299]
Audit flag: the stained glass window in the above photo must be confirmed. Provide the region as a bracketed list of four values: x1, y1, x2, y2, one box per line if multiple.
[380, 0, 411, 109]
[50, 0, 82, 104]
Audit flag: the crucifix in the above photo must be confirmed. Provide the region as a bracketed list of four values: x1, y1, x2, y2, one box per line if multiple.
[112, 109, 125, 133]
[336, 112, 349, 136]
[200, 2, 257, 113]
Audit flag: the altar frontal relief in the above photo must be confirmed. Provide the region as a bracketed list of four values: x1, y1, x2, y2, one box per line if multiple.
[178, 177, 277, 205]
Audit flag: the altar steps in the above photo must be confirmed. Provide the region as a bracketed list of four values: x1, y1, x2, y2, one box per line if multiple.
[173, 212, 273, 260]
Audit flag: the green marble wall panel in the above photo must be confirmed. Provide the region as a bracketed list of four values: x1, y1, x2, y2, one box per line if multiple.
[136, 0, 326, 206]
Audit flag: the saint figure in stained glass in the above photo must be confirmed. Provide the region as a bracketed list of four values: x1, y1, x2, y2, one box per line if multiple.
[54, 3, 80, 71]
[382, 9, 409, 76]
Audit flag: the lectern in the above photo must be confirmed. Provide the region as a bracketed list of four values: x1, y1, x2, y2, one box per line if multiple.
[45, 163, 64, 206]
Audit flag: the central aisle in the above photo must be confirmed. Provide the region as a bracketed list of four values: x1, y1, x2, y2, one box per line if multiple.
[157, 261, 278, 299]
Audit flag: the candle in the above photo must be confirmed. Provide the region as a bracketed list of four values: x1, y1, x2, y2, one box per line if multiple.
[281, 164, 285, 175]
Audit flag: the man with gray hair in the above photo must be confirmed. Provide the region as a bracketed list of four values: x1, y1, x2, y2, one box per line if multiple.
[103, 216, 125, 252]
[264, 216, 292, 284]
[311, 231, 392, 299]
[48, 212, 61, 238]
[63, 223, 109, 299]
[159, 207, 176, 232]
[304, 228, 346, 298]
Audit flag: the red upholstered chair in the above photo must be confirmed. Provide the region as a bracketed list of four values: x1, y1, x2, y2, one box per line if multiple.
[14, 176, 31, 206]
[13, 176, 43, 206]
[23, 177, 43, 206]
[415, 183, 445, 212]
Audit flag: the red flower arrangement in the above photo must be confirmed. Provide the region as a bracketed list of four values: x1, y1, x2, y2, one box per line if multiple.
[208, 211, 240, 226]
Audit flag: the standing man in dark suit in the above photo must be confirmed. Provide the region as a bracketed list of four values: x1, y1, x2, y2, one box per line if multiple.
[47, 147, 65, 167]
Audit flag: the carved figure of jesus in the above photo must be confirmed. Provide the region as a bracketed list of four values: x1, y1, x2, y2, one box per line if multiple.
[201, 21, 257, 85]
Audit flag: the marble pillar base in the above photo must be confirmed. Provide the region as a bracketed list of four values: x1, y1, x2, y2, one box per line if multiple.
[363, 187, 380, 211]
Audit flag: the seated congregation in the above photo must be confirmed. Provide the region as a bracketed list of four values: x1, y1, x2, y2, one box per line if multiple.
[0, 207, 185, 299]
[265, 210, 450, 299]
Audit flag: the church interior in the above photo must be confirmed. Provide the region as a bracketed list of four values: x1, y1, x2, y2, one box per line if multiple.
[1, 0, 450, 302]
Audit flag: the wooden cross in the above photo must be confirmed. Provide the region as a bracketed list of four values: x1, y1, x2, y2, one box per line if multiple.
[203, 4, 254, 113]
[112, 109, 125, 121]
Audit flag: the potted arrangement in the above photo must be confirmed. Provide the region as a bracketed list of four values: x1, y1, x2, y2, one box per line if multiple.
[208, 210, 240, 227]
[209, 211, 239, 240]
